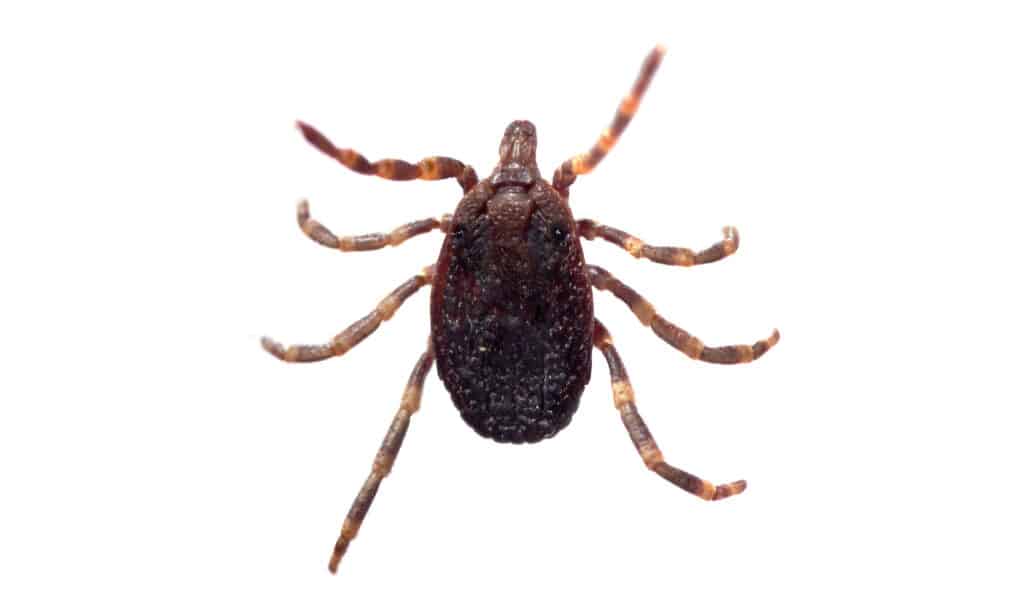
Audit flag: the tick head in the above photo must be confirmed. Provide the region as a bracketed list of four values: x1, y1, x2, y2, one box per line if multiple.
[492, 120, 540, 188]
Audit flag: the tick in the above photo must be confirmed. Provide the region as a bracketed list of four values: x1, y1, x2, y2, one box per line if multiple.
[262, 45, 780, 573]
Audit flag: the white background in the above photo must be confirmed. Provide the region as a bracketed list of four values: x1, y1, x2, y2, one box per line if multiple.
[2, 1, 1022, 612]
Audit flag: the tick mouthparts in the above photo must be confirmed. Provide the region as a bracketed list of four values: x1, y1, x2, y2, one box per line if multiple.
[498, 120, 539, 168]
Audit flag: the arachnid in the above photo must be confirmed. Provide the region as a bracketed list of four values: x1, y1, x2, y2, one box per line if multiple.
[262, 45, 780, 574]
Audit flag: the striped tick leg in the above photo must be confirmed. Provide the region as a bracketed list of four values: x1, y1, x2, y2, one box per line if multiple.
[587, 264, 779, 365]
[261, 266, 434, 363]
[296, 121, 478, 193]
[296, 200, 451, 252]
[328, 341, 435, 573]
[593, 319, 746, 501]
[576, 219, 740, 267]
[552, 45, 666, 194]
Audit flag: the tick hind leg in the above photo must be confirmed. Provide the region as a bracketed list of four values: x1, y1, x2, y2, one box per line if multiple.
[329, 341, 435, 573]
[297, 121, 478, 193]
[593, 319, 746, 501]
[587, 264, 779, 364]
[261, 266, 434, 363]
[296, 200, 451, 252]
[577, 219, 739, 267]
[553, 45, 665, 194]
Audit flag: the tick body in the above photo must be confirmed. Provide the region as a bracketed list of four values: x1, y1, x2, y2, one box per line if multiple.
[262, 46, 780, 573]
[432, 121, 593, 443]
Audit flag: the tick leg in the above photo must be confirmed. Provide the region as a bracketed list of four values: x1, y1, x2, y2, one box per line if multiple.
[296, 121, 478, 193]
[593, 319, 746, 501]
[261, 266, 434, 363]
[552, 45, 666, 194]
[296, 200, 451, 252]
[587, 264, 779, 365]
[328, 341, 435, 573]
[577, 219, 739, 267]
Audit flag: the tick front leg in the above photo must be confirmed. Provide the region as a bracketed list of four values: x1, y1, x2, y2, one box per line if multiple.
[261, 266, 434, 363]
[329, 341, 435, 573]
[593, 319, 746, 501]
[552, 45, 665, 194]
[296, 200, 451, 252]
[296, 121, 478, 193]
[587, 264, 779, 364]
[577, 219, 739, 267]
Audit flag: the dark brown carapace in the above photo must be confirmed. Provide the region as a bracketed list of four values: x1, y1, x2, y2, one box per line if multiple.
[433, 119, 593, 444]
[262, 45, 779, 574]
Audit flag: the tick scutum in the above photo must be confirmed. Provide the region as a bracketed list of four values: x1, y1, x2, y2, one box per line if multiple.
[431, 122, 594, 443]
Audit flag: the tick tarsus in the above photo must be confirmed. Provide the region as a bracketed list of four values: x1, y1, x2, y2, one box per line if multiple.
[577, 219, 740, 267]
[295, 120, 478, 193]
[297, 199, 451, 252]
[552, 44, 666, 194]
[593, 318, 749, 503]
[586, 264, 780, 364]
[260, 266, 434, 363]
[263, 44, 779, 572]
[327, 341, 435, 574]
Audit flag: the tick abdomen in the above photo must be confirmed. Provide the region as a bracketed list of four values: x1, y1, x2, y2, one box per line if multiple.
[431, 183, 593, 443]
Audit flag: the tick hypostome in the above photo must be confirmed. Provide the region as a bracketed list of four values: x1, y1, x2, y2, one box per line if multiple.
[261, 45, 780, 574]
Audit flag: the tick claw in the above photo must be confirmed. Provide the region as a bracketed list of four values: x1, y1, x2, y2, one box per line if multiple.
[260, 336, 285, 360]
[713, 480, 748, 501]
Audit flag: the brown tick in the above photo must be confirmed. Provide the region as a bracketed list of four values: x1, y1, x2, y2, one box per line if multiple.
[261, 45, 780, 573]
